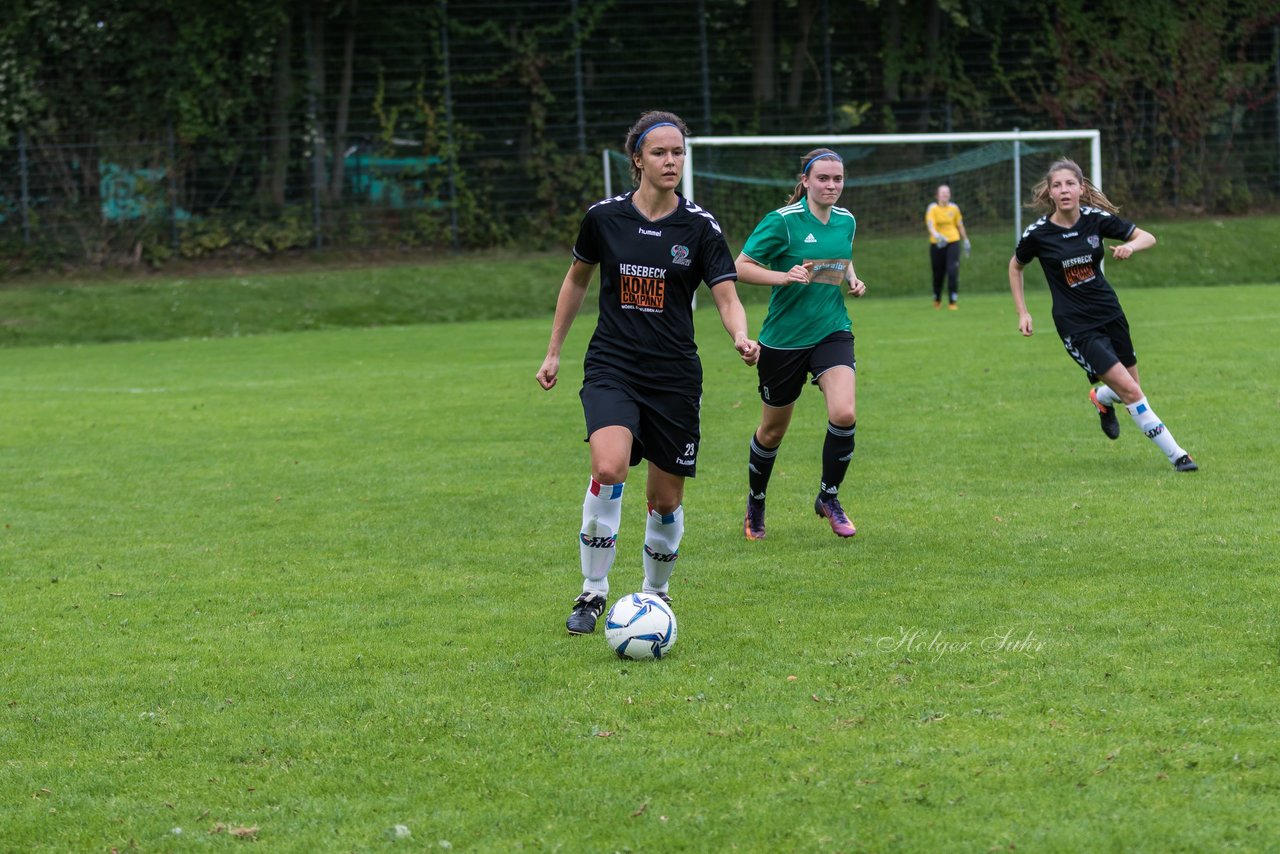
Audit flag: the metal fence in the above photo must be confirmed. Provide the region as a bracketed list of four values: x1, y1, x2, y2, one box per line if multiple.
[3, 1, 1278, 271]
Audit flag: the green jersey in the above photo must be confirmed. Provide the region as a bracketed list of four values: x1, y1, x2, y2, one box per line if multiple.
[740, 197, 855, 349]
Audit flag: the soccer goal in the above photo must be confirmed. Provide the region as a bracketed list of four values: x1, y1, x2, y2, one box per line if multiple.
[603, 130, 1101, 247]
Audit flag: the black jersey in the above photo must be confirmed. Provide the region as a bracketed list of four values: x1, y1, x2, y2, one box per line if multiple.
[1014, 206, 1137, 335]
[572, 191, 738, 390]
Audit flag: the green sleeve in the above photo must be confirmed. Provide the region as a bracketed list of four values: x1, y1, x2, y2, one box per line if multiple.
[740, 211, 790, 269]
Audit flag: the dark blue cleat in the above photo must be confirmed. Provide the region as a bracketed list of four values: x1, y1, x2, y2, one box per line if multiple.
[566, 593, 607, 635]
[1090, 388, 1121, 440]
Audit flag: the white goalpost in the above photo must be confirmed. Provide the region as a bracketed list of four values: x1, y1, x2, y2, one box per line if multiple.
[604, 129, 1101, 245]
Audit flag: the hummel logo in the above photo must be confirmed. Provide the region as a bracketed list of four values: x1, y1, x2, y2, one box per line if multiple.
[804, 233, 817, 243]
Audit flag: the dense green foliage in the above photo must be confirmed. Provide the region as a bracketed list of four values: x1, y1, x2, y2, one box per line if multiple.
[1, 284, 1276, 849]
[1, 0, 1277, 268]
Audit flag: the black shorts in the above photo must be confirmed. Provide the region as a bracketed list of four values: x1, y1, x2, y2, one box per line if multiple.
[580, 375, 701, 477]
[1061, 316, 1136, 384]
[756, 330, 856, 407]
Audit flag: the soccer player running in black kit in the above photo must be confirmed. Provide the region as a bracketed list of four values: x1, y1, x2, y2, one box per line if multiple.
[1008, 158, 1197, 472]
[536, 111, 760, 635]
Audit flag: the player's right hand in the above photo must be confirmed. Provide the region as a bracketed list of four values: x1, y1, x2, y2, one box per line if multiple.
[1018, 313, 1034, 337]
[785, 261, 814, 284]
[936, 236, 948, 248]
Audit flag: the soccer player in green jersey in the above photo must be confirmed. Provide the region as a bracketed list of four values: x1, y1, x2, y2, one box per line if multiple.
[735, 148, 868, 540]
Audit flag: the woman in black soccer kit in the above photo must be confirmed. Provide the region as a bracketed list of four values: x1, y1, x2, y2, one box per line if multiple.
[537, 111, 760, 635]
[1008, 158, 1196, 472]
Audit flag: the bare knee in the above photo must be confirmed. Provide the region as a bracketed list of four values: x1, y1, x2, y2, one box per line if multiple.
[1111, 377, 1144, 406]
[592, 461, 630, 485]
[829, 406, 856, 427]
[647, 478, 684, 515]
[756, 424, 787, 447]
[649, 496, 681, 515]
[1116, 387, 1144, 406]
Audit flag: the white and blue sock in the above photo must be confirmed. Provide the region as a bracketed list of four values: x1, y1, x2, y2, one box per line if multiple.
[1093, 384, 1122, 408]
[580, 478, 623, 597]
[642, 504, 683, 597]
[1125, 398, 1186, 463]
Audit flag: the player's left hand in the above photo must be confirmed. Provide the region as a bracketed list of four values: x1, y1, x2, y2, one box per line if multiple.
[847, 276, 867, 297]
[1109, 243, 1134, 260]
[735, 336, 760, 366]
[536, 355, 560, 389]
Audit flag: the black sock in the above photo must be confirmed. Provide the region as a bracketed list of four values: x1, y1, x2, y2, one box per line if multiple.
[748, 433, 779, 505]
[819, 421, 856, 496]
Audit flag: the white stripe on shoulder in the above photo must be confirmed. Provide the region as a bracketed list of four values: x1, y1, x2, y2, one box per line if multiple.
[831, 206, 855, 219]
[587, 191, 631, 212]
[1020, 215, 1048, 240]
[1081, 205, 1111, 217]
[681, 197, 723, 234]
[775, 203, 806, 217]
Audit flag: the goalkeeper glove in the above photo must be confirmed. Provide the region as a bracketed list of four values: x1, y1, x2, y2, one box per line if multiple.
[963, 239, 971, 258]
[935, 236, 948, 248]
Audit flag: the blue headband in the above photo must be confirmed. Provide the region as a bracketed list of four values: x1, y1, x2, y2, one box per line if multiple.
[635, 122, 681, 152]
[804, 152, 843, 174]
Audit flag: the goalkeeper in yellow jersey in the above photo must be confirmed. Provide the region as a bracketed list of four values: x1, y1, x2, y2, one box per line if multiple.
[925, 183, 969, 309]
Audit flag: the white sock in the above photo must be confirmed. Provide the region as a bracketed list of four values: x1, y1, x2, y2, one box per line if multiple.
[580, 478, 624, 596]
[1093, 384, 1122, 408]
[642, 504, 683, 596]
[1125, 397, 1186, 463]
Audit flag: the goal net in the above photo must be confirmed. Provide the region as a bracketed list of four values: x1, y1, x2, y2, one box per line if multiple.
[603, 131, 1101, 249]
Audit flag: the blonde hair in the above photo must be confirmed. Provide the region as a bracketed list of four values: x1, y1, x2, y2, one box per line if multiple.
[624, 111, 690, 186]
[1027, 158, 1119, 214]
[786, 148, 843, 204]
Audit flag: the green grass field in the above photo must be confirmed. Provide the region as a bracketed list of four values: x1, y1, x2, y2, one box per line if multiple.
[2, 280, 1278, 851]
[3, 214, 1278, 348]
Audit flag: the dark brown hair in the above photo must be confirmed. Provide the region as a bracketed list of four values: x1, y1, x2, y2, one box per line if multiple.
[787, 148, 843, 204]
[624, 111, 690, 186]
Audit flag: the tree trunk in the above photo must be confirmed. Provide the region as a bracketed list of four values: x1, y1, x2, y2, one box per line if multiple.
[883, 0, 901, 103]
[306, 0, 329, 203]
[915, 0, 942, 132]
[785, 0, 818, 109]
[267, 15, 292, 209]
[329, 0, 357, 202]
[751, 0, 776, 106]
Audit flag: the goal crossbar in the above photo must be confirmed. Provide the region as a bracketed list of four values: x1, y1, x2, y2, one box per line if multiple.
[679, 130, 1101, 241]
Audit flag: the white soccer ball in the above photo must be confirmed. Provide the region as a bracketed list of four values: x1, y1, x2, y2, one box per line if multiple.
[604, 593, 677, 660]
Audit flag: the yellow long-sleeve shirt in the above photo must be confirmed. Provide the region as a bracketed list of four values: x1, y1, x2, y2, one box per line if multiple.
[925, 202, 964, 244]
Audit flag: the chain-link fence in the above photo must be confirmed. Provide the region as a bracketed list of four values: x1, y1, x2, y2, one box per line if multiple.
[2, 1, 1278, 272]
